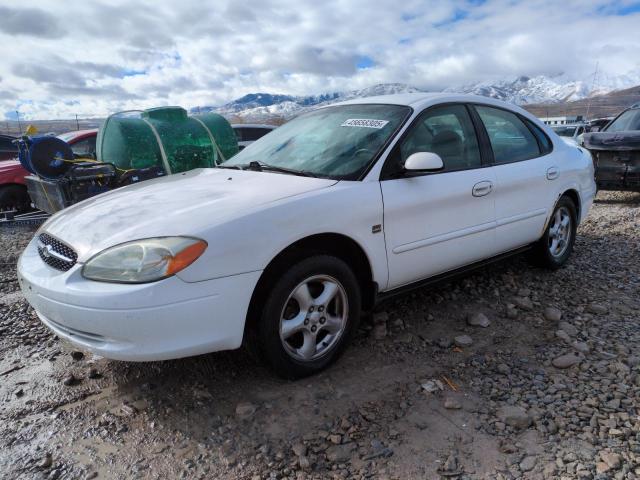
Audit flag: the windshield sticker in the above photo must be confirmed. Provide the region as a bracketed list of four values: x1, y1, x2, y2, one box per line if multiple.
[341, 118, 389, 129]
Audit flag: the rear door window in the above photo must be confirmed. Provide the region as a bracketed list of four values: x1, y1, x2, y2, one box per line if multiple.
[475, 106, 541, 164]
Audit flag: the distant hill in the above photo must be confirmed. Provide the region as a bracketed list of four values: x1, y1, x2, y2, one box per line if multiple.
[523, 85, 640, 119]
[191, 83, 423, 122]
[0, 118, 102, 137]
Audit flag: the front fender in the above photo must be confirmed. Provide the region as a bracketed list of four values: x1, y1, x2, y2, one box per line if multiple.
[176, 181, 390, 289]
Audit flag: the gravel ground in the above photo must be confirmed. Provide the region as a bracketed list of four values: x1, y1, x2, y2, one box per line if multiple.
[1, 191, 639, 480]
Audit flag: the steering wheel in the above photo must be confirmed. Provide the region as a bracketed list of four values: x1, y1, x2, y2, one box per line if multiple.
[324, 148, 377, 175]
[350, 148, 375, 161]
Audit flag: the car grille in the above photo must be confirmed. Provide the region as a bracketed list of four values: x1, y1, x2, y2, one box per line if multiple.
[37, 232, 78, 272]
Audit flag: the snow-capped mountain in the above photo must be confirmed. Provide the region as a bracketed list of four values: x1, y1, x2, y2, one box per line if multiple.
[192, 84, 424, 121]
[446, 71, 640, 104]
[445, 76, 592, 104]
[193, 72, 640, 122]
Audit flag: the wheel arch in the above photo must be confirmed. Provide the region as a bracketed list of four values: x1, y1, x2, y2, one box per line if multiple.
[243, 232, 377, 343]
[541, 188, 581, 237]
[561, 188, 581, 221]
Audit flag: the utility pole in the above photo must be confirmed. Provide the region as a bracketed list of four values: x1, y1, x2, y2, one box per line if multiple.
[75, 114, 80, 131]
[585, 61, 599, 121]
[15, 111, 22, 135]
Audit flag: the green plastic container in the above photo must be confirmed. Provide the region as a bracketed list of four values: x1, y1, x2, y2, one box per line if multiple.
[96, 107, 238, 173]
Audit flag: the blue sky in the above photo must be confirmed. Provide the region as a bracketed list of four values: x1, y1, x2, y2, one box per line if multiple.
[0, 0, 639, 119]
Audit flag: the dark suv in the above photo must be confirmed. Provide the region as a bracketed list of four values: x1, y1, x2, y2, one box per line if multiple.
[583, 103, 640, 191]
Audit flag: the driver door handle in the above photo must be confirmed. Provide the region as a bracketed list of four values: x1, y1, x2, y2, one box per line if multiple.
[472, 180, 493, 197]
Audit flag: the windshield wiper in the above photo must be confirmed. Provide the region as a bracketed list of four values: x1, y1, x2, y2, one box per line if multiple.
[243, 161, 316, 177]
[216, 164, 243, 170]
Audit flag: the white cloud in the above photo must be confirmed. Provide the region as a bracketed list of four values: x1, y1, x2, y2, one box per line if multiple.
[1, 0, 639, 119]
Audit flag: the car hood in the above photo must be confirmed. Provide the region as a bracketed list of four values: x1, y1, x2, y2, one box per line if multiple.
[0, 159, 24, 174]
[41, 168, 337, 261]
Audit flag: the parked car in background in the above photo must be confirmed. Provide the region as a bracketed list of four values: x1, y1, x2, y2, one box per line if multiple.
[19, 93, 595, 378]
[0, 129, 98, 212]
[586, 117, 614, 133]
[0, 134, 19, 161]
[58, 128, 99, 158]
[583, 103, 640, 191]
[232, 124, 276, 150]
[551, 124, 586, 145]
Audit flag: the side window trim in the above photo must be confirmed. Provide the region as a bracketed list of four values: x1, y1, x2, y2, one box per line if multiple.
[380, 102, 488, 180]
[466, 104, 494, 166]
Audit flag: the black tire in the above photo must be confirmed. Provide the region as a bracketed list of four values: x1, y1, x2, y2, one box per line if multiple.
[0, 185, 30, 213]
[253, 255, 361, 379]
[529, 196, 577, 269]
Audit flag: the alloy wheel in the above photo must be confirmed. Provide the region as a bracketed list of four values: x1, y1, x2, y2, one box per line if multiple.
[279, 274, 348, 362]
[548, 206, 572, 258]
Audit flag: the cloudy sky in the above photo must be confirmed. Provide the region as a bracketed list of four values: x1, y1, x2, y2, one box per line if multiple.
[1, 0, 640, 119]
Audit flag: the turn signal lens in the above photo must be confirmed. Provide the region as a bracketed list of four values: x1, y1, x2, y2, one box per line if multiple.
[166, 241, 208, 276]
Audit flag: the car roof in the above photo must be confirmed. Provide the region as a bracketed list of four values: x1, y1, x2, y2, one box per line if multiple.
[231, 124, 276, 129]
[67, 128, 98, 136]
[332, 92, 534, 115]
[57, 128, 98, 141]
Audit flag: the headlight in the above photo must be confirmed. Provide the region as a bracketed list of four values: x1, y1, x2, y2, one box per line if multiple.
[82, 237, 207, 283]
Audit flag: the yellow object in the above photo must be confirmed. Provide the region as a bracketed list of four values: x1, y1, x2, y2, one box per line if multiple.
[25, 124, 38, 135]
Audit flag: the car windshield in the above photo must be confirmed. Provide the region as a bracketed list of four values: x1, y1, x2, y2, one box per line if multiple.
[605, 108, 640, 132]
[221, 104, 411, 179]
[552, 126, 577, 137]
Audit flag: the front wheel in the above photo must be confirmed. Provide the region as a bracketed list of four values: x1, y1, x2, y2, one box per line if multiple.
[529, 196, 577, 269]
[254, 255, 361, 379]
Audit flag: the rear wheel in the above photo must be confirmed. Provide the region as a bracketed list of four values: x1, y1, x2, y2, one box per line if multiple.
[0, 185, 30, 213]
[530, 196, 577, 269]
[253, 255, 361, 379]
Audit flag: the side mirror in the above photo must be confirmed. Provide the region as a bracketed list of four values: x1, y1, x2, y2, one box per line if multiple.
[404, 152, 444, 172]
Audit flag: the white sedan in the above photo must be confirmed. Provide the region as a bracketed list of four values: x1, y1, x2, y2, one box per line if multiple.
[18, 93, 596, 378]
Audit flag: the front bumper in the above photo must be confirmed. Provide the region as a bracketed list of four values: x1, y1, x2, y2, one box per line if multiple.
[17, 237, 262, 361]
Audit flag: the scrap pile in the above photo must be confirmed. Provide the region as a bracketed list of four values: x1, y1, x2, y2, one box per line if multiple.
[21, 107, 238, 214]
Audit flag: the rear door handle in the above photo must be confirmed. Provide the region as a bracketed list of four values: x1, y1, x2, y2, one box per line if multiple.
[546, 167, 559, 180]
[472, 180, 493, 197]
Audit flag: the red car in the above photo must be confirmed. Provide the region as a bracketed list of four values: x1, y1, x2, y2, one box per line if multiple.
[0, 129, 97, 212]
